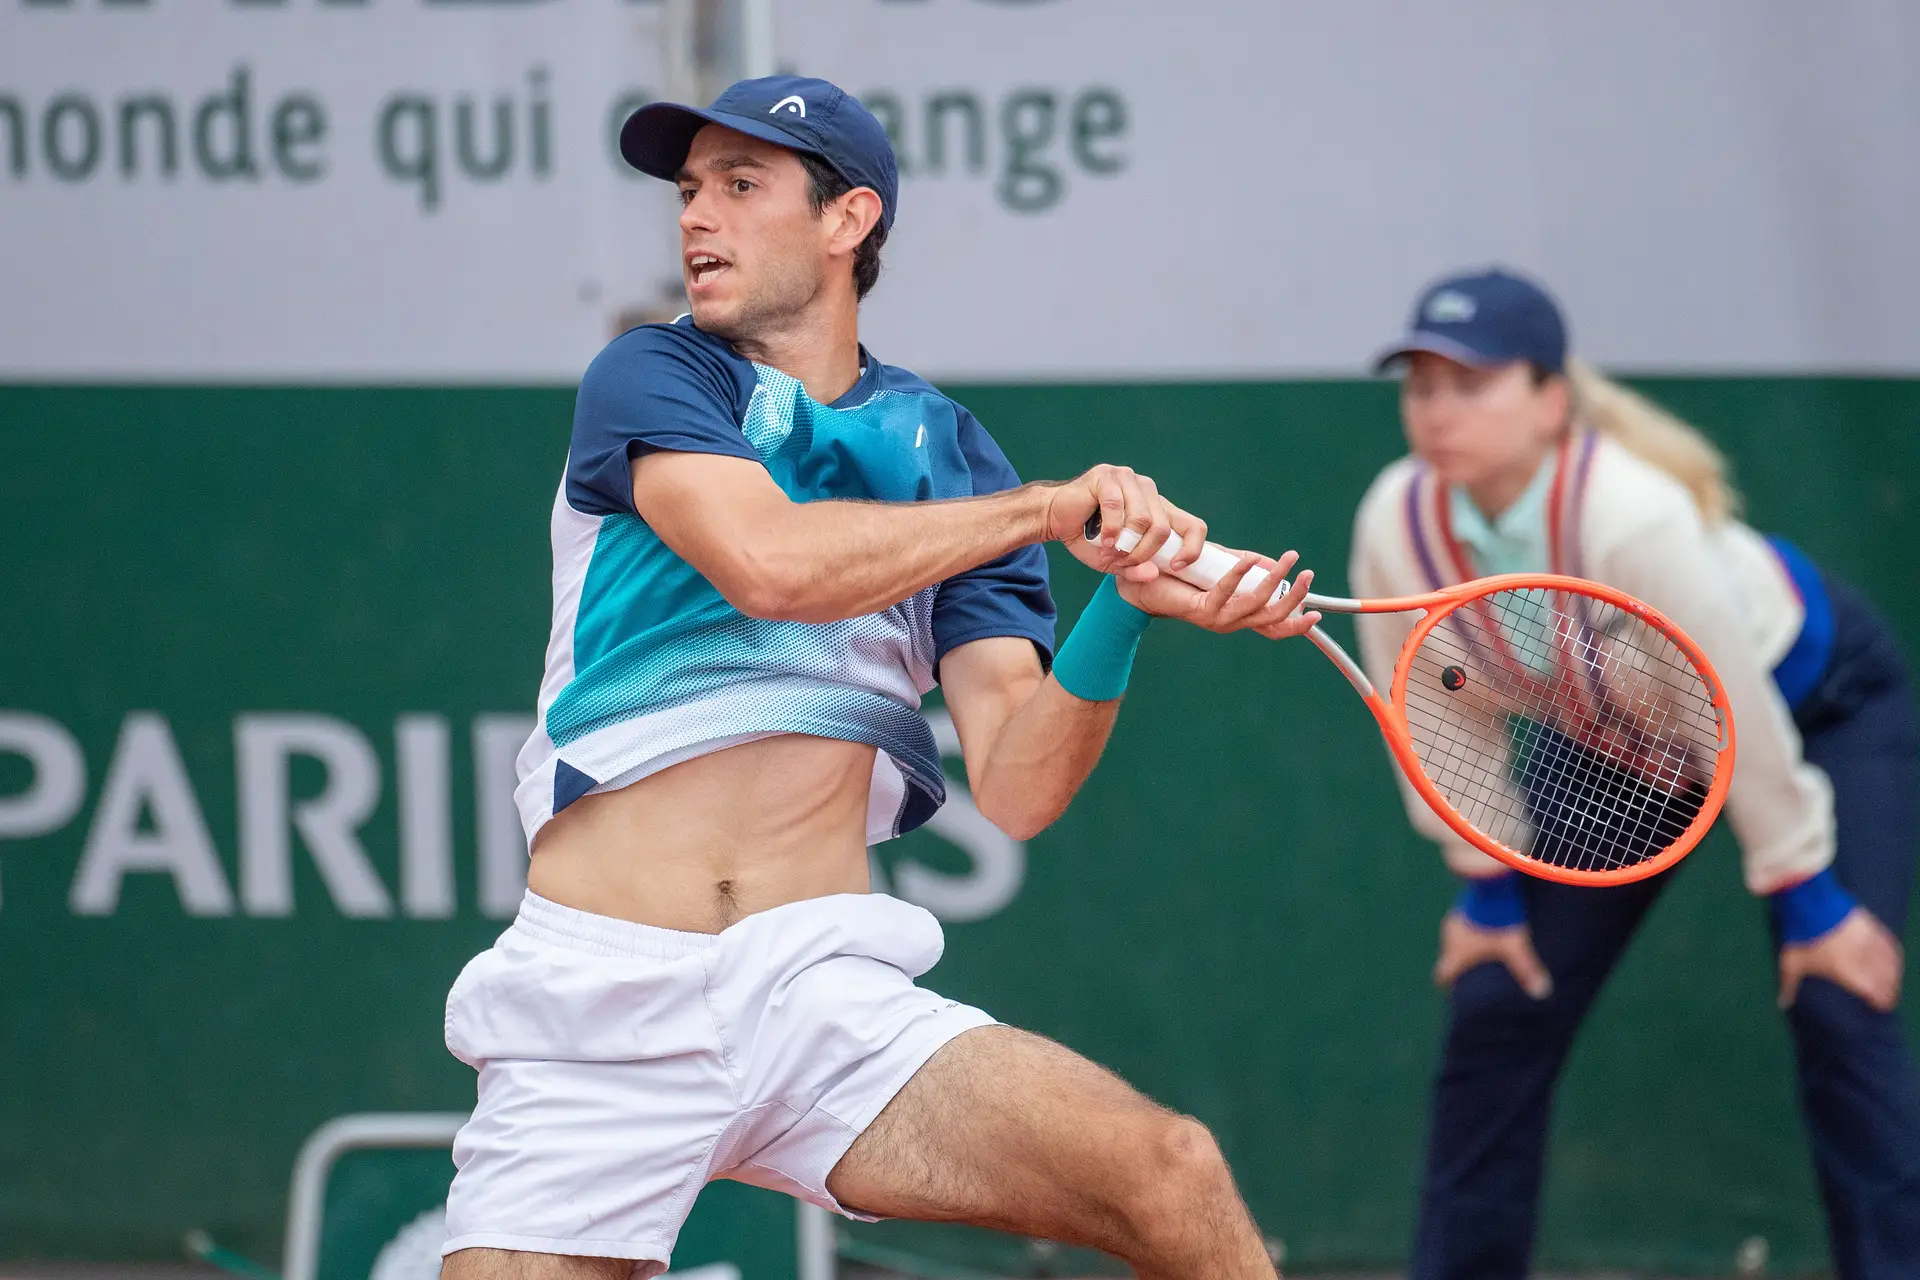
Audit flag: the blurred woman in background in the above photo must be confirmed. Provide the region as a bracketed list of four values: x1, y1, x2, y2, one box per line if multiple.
[1350, 267, 1920, 1280]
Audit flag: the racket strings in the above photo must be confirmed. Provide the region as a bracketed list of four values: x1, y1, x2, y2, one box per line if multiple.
[1402, 587, 1723, 874]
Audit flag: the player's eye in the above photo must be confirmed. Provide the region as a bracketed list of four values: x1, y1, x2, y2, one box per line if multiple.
[731, 178, 754, 195]
[677, 187, 696, 205]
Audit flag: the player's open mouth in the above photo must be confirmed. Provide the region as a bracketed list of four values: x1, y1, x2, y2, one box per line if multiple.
[688, 254, 731, 286]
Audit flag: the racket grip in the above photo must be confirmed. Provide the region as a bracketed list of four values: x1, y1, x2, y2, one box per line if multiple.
[1083, 512, 1289, 601]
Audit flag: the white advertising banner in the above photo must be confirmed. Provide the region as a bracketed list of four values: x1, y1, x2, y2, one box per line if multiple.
[3, 0, 1918, 380]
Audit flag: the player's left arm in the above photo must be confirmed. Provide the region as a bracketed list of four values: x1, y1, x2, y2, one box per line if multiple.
[939, 550, 1315, 841]
[933, 407, 1316, 838]
[940, 637, 1111, 841]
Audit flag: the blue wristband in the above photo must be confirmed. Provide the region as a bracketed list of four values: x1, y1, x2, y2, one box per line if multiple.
[1771, 867, 1856, 944]
[1051, 576, 1152, 702]
[1456, 872, 1527, 929]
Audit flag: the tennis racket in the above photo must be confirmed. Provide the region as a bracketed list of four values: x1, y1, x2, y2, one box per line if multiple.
[1088, 516, 1736, 886]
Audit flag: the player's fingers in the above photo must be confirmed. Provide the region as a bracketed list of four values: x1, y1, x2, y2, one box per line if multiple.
[1434, 913, 1474, 989]
[1226, 556, 1289, 622]
[1093, 468, 1127, 554]
[1165, 505, 1207, 570]
[1252, 564, 1314, 629]
[1861, 962, 1900, 1014]
[1435, 931, 1494, 989]
[1117, 472, 1172, 568]
[1778, 952, 1805, 1010]
[1884, 928, 1907, 1009]
[1248, 551, 1301, 612]
[1146, 492, 1192, 568]
[1504, 933, 1555, 1001]
[1256, 610, 1323, 641]
[1855, 914, 1903, 1011]
[1205, 552, 1268, 624]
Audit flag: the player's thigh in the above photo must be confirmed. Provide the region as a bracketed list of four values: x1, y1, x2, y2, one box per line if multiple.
[826, 1024, 1206, 1239]
[442, 1248, 632, 1280]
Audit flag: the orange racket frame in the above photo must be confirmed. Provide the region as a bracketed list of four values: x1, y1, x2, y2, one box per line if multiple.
[1303, 572, 1737, 885]
[1088, 510, 1740, 887]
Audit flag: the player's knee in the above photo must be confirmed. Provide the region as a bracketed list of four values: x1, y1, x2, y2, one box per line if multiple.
[1121, 1114, 1234, 1231]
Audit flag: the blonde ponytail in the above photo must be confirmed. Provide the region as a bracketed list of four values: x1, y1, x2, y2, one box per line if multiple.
[1565, 357, 1741, 524]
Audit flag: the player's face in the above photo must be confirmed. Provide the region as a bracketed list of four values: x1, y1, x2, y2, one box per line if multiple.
[1400, 352, 1568, 498]
[675, 125, 832, 339]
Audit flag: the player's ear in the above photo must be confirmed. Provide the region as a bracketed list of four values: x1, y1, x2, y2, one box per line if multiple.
[828, 188, 883, 257]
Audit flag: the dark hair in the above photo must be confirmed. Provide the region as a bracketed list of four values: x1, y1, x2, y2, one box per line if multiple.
[798, 151, 887, 301]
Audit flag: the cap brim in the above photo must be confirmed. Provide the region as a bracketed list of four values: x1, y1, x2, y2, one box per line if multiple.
[1370, 332, 1509, 375]
[619, 102, 827, 178]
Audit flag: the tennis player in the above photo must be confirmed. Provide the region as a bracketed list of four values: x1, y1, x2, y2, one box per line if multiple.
[438, 76, 1313, 1280]
[1352, 267, 1920, 1279]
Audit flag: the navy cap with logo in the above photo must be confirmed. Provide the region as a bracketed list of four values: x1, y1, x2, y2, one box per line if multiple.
[620, 75, 899, 231]
[1372, 268, 1569, 375]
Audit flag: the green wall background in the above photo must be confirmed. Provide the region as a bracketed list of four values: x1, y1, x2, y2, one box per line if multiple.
[1, 378, 1916, 1274]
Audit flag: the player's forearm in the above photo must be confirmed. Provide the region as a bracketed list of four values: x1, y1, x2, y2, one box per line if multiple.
[733, 485, 1053, 623]
[970, 676, 1119, 841]
[962, 579, 1152, 839]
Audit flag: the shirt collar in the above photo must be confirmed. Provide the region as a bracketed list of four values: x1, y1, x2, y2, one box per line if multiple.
[1448, 451, 1557, 565]
[829, 345, 880, 409]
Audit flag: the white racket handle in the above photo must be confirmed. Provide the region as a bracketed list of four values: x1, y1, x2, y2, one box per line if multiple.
[1111, 526, 1290, 601]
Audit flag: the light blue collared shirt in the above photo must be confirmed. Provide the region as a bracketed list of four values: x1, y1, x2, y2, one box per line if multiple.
[1449, 454, 1558, 673]
[1447, 453, 1557, 578]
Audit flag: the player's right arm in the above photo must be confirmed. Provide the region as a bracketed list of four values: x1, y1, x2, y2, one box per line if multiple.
[632, 451, 1190, 624]
[572, 324, 1205, 623]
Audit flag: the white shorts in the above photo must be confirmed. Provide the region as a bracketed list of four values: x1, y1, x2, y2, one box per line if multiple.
[441, 890, 996, 1273]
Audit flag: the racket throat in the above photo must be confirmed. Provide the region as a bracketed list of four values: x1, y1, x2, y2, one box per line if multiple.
[1309, 625, 1375, 697]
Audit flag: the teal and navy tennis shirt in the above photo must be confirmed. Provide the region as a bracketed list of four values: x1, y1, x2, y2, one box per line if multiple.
[515, 317, 1057, 847]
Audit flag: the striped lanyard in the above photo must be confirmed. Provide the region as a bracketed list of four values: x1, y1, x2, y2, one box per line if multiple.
[1405, 428, 1597, 589]
[1404, 430, 1618, 728]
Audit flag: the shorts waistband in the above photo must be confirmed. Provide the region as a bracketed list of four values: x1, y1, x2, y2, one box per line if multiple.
[511, 891, 719, 960]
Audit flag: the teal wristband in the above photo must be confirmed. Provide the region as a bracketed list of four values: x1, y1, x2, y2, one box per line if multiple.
[1051, 576, 1152, 702]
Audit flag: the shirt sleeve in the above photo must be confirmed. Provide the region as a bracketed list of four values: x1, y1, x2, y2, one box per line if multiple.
[1601, 509, 1835, 894]
[931, 407, 1057, 674]
[564, 324, 761, 518]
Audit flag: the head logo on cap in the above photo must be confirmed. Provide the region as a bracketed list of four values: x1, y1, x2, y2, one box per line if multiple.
[620, 74, 900, 230]
[1425, 290, 1477, 324]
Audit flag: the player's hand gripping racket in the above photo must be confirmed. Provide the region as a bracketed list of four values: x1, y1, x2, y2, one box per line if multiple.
[1085, 514, 1735, 885]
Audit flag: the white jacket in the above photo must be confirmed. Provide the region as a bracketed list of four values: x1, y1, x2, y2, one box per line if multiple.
[1348, 430, 1834, 894]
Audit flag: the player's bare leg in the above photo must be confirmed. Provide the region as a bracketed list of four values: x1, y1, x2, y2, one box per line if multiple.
[827, 1026, 1279, 1279]
[441, 1251, 628, 1280]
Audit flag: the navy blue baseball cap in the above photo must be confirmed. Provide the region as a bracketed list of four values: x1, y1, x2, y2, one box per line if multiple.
[621, 75, 899, 231]
[1373, 268, 1568, 375]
